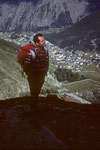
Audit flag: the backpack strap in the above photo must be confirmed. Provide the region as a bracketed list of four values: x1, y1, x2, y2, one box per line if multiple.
[30, 47, 38, 60]
[30, 49, 35, 60]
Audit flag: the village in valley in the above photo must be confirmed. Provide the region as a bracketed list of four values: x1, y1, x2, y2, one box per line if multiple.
[1, 32, 100, 72]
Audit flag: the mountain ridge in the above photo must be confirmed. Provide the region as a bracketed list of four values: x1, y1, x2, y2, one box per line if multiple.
[45, 10, 100, 51]
[0, 0, 99, 33]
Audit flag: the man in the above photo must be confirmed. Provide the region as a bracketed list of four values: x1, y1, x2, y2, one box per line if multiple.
[27, 33, 49, 110]
[19, 33, 49, 126]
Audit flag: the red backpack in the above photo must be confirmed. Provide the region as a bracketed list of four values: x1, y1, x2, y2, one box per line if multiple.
[17, 44, 35, 64]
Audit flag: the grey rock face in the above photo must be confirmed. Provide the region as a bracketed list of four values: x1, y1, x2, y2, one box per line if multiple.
[0, 0, 90, 32]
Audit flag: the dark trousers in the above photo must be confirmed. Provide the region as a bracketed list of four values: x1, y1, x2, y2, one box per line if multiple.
[27, 71, 46, 113]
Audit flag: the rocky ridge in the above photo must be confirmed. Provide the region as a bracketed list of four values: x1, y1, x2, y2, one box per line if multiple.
[0, 96, 100, 150]
[0, 0, 97, 33]
[45, 10, 100, 51]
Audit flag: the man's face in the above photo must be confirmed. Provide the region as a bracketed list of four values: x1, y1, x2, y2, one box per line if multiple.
[37, 36, 45, 48]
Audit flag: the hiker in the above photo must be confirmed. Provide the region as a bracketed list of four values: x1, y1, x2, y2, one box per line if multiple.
[17, 33, 49, 117]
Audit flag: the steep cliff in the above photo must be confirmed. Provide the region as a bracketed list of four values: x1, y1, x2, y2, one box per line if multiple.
[0, 0, 94, 33]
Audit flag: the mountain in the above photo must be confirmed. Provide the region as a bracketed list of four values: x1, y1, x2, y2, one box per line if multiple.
[0, 0, 99, 33]
[0, 38, 30, 99]
[45, 10, 100, 51]
[88, 0, 100, 12]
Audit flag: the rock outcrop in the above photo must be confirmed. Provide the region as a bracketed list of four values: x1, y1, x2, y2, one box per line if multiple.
[0, 96, 100, 149]
[0, 0, 97, 33]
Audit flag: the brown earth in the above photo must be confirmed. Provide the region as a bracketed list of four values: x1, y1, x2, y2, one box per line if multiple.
[0, 95, 100, 150]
